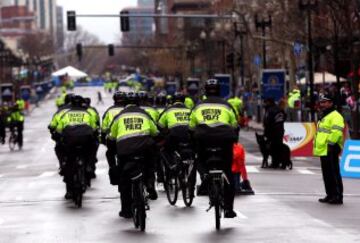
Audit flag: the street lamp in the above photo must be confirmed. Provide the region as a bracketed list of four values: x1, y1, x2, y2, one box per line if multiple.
[299, 0, 318, 122]
[255, 14, 272, 69]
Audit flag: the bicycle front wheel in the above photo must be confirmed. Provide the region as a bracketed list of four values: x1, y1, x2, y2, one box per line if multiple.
[215, 203, 221, 230]
[165, 171, 178, 205]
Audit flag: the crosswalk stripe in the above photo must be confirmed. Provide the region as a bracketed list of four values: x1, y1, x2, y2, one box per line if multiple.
[38, 171, 56, 177]
[16, 165, 28, 169]
[96, 168, 107, 175]
[246, 165, 260, 173]
[297, 169, 315, 175]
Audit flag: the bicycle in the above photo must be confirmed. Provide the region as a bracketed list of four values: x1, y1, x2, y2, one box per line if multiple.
[8, 126, 19, 151]
[161, 142, 196, 207]
[124, 156, 148, 231]
[205, 147, 230, 230]
[66, 146, 87, 208]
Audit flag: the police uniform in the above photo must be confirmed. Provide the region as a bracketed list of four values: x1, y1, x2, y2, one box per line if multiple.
[190, 96, 238, 211]
[314, 98, 344, 204]
[7, 106, 25, 148]
[140, 105, 159, 122]
[108, 104, 159, 215]
[56, 105, 98, 189]
[101, 105, 124, 167]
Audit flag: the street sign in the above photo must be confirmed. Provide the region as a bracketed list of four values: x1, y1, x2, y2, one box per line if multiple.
[214, 74, 231, 98]
[340, 140, 360, 179]
[254, 55, 261, 67]
[293, 41, 303, 57]
[261, 69, 285, 102]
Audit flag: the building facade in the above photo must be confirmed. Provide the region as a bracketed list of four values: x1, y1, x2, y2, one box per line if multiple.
[122, 7, 155, 44]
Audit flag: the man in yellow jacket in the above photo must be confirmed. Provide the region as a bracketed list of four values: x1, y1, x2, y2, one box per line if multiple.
[314, 94, 344, 205]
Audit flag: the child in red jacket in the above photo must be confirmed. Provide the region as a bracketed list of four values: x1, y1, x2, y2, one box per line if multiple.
[232, 143, 254, 194]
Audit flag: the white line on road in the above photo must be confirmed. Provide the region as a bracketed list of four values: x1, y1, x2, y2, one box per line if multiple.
[297, 169, 315, 175]
[246, 165, 260, 173]
[96, 168, 107, 175]
[16, 165, 28, 169]
[0, 218, 4, 225]
[38, 171, 56, 178]
[15, 196, 23, 201]
[0, 175, 3, 178]
[234, 210, 248, 219]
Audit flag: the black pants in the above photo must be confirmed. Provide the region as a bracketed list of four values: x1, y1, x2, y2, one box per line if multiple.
[196, 140, 235, 210]
[62, 138, 97, 184]
[320, 147, 343, 199]
[10, 122, 23, 147]
[0, 120, 5, 142]
[117, 149, 156, 212]
[268, 134, 283, 168]
[106, 145, 117, 168]
[55, 143, 67, 168]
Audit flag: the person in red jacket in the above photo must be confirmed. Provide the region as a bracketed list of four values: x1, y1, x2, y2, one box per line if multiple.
[232, 143, 254, 194]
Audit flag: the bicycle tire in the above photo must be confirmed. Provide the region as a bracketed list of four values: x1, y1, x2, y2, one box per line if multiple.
[8, 135, 16, 151]
[182, 184, 194, 207]
[139, 204, 146, 231]
[165, 171, 178, 205]
[132, 180, 146, 231]
[215, 203, 221, 230]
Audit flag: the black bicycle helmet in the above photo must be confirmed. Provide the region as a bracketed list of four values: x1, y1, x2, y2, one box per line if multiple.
[173, 92, 185, 103]
[125, 92, 139, 105]
[71, 95, 84, 107]
[205, 79, 220, 96]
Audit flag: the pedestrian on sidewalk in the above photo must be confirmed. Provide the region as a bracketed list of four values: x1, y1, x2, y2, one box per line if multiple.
[315, 94, 344, 205]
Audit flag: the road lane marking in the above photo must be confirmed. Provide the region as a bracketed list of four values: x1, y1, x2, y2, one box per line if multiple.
[96, 168, 107, 175]
[246, 165, 260, 173]
[234, 210, 248, 219]
[16, 165, 28, 169]
[297, 169, 315, 175]
[38, 171, 56, 177]
[0, 218, 4, 225]
[15, 196, 23, 201]
[0, 175, 3, 178]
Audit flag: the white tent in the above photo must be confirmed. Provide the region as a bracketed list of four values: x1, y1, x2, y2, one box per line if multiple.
[52, 66, 88, 78]
[298, 72, 346, 85]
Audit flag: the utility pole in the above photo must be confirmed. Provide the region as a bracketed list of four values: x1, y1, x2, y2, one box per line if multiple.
[299, 0, 318, 122]
[255, 14, 272, 69]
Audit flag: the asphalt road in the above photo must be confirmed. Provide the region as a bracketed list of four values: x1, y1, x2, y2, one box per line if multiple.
[0, 87, 359, 243]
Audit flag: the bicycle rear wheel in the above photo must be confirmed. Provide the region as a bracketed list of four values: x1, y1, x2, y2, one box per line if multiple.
[215, 203, 221, 230]
[132, 181, 146, 231]
[181, 168, 195, 207]
[8, 135, 16, 151]
[73, 162, 85, 208]
[165, 171, 178, 205]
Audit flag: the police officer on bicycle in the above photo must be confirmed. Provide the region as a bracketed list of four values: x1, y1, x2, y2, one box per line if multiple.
[158, 92, 194, 185]
[101, 91, 126, 168]
[107, 92, 159, 218]
[7, 103, 25, 149]
[49, 93, 74, 174]
[55, 95, 98, 199]
[190, 79, 239, 218]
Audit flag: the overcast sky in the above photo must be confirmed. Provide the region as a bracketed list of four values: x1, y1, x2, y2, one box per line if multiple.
[57, 0, 137, 43]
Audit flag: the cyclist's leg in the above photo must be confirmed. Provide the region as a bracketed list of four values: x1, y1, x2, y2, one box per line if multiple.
[118, 157, 132, 217]
[55, 143, 66, 173]
[195, 141, 209, 195]
[17, 122, 24, 147]
[221, 143, 236, 211]
[143, 146, 157, 200]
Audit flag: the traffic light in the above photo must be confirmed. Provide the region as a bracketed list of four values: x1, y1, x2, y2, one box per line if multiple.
[67, 11, 76, 31]
[226, 53, 234, 69]
[120, 10, 130, 32]
[76, 43, 82, 61]
[108, 44, 115, 56]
